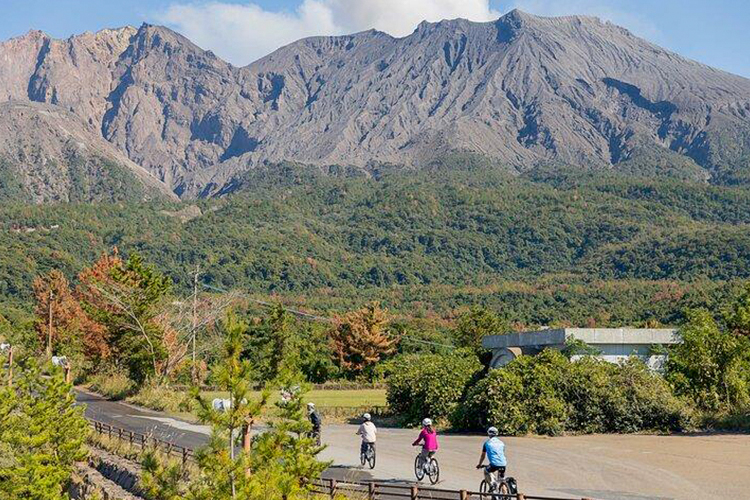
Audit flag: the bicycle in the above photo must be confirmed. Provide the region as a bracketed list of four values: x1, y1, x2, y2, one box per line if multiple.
[414, 448, 440, 484]
[360, 442, 376, 469]
[476, 465, 516, 498]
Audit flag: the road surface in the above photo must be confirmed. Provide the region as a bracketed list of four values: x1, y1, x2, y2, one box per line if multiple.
[76, 390, 750, 500]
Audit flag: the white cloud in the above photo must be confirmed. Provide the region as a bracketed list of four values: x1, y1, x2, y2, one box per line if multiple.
[327, 0, 500, 37]
[157, 0, 499, 66]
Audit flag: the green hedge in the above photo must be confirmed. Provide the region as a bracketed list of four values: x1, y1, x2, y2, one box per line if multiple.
[453, 350, 693, 435]
[386, 350, 482, 425]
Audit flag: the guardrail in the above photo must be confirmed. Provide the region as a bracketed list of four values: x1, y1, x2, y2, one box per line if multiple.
[89, 419, 195, 464]
[88, 419, 596, 500]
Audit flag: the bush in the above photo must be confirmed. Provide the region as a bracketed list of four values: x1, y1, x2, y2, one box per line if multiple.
[386, 350, 482, 425]
[453, 350, 693, 435]
[88, 370, 134, 400]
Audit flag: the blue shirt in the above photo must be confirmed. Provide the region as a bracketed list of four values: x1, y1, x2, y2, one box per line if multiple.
[483, 437, 506, 466]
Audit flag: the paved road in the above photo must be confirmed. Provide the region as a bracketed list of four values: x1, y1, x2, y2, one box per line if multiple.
[77, 390, 750, 500]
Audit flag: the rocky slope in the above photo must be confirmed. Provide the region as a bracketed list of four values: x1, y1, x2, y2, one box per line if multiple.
[0, 101, 175, 203]
[2, 10, 750, 198]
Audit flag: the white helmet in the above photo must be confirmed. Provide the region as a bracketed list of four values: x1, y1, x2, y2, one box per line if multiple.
[487, 426, 499, 437]
[307, 402, 315, 409]
[422, 418, 432, 427]
[363, 413, 371, 421]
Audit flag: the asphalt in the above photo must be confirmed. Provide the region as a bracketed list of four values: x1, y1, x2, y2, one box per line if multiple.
[76, 390, 750, 500]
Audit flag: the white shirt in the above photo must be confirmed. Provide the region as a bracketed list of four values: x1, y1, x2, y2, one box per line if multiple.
[357, 421, 377, 443]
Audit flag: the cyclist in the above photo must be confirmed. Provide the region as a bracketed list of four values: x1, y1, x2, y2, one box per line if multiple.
[476, 426, 507, 491]
[412, 418, 439, 471]
[307, 402, 322, 445]
[356, 412, 377, 457]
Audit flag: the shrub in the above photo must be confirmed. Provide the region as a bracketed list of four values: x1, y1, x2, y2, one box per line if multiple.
[666, 309, 750, 412]
[386, 350, 482, 425]
[88, 370, 134, 400]
[453, 349, 693, 435]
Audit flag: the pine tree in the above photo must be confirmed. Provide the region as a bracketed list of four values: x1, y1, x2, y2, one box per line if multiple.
[0, 357, 89, 500]
[189, 311, 268, 499]
[143, 311, 330, 500]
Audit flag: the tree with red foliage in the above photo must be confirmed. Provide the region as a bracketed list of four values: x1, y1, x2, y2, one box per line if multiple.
[32, 270, 108, 367]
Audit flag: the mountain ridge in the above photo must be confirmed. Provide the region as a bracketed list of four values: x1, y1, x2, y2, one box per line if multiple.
[2, 10, 750, 199]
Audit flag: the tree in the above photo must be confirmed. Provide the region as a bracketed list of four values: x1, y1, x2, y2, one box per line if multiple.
[33, 270, 108, 368]
[725, 282, 750, 337]
[329, 303, 397, 376]
[190, 312, 268, 498]
[666, 309, 750, 411]
[144, 311, 329, 500]
[451, 305, 507, 353]
[78, 251, 172, 383]
[245, 304, 297, 384]
[0, 357, 89, 499]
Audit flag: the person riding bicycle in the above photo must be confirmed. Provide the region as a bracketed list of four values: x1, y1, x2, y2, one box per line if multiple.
[356, 412, 377, 457]
[307, 402, 322, 444]
[476, 426, 507, 491]
[412, 418, 439, 471]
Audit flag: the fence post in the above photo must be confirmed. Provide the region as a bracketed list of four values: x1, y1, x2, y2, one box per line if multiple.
[141, 435, 146, 448]
[411, 485, 418, 500]
[330, 479, 337, 498]
[368, 482, 376, 500]
[182, 448, 188, 465]
[460, 490, 468, 500]
[517, 494, 525, 500]
[129, 431, 133, 446]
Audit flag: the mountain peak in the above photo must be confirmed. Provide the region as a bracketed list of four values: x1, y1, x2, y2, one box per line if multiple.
[2, 11, 750, 199]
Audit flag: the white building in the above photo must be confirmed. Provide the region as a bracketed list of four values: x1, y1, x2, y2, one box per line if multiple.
[482, 328, 680, 370]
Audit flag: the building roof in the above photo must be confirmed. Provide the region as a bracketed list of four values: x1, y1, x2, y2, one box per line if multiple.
[482, 328, 679, 350]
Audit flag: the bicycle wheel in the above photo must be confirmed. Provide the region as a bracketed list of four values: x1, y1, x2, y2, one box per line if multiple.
[498, 481, 510, 498]
[367, 447, 376, 469]
[479, 480, 489, 496]
[414, 455, 425, 481]
[428, 458, 440, 485]
[360, 449, 366, 466]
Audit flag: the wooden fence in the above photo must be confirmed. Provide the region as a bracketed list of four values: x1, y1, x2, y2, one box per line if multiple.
[88, 419, 596, 500]
[89, 419, 195, 465]
[310, 478, 595, 500]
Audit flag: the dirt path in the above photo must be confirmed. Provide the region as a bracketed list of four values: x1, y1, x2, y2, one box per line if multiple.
[319, 425, 750, 500]
[78, 391, 750, 499]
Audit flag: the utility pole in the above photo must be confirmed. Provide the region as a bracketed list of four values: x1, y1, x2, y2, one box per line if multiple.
[47, 288, 53, 359]
[192, 264, 200, 383]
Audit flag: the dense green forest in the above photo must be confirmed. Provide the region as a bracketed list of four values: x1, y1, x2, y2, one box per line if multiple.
[2, 164, 749, 328]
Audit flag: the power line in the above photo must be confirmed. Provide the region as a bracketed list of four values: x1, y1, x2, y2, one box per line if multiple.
[200, 283, 332, 322]
[200, 282, 455, 349]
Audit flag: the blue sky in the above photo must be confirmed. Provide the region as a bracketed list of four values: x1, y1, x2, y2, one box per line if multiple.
[2, 0, 749, 77]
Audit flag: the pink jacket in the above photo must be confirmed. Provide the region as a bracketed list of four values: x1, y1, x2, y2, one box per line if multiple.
[413, 428, 439, 451]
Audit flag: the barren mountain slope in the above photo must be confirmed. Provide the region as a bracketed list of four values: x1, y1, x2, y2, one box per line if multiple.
[225, 11, 750, 183]
[0, 101, 175, 203]
[2, 10, 750, 197]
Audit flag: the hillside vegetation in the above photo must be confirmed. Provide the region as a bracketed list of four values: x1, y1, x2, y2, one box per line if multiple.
[2, 165, 749, 326]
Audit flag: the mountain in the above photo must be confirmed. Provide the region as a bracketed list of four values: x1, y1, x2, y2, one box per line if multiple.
[1, 10, 750, 198]
[0, 101, 175, 203]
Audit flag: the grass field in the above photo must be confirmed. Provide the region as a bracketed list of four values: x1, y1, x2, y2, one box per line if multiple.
[199, 389, 387, 408]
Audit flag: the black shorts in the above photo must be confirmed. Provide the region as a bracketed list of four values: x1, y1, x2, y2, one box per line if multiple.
[485, 465, 506, 477]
